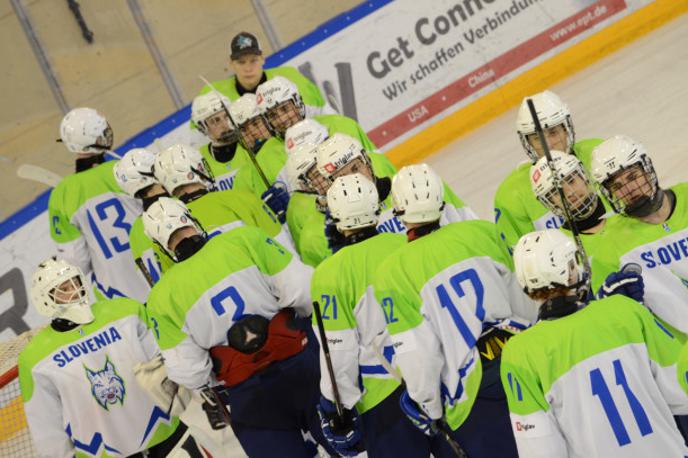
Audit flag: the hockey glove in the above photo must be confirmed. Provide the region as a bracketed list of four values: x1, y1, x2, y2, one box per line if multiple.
[199, 386, 230, 430]
[399, 390, 438, 436]
[596, 269, 645, 303]
[317, 396, 364, 457]
[133, 355, 191, 416]
[261, 182, 290, 224]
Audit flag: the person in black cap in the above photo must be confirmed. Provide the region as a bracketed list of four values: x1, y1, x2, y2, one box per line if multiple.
[196, 31, 335, 115]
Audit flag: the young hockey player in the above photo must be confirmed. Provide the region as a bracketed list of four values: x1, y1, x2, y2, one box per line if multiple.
[18, 258, 204, 457]
[50, 108, 149, 302]
[591, 135, 688, 334]
[312, 173, 452, 457]
[191, 91, 244, 190]
[142, 198, 334, 457]
[494, 91, 603, 254]
[373, 165, 535, 458]
[114, 147, 169, 287]
[151, 143, 294, 273]
[503, 229, 688, 457]
[529, 151, 626, 291]
[196, 32, 333, 112]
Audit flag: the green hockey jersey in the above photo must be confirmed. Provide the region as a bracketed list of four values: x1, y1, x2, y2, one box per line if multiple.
[374, 221, 535, 430]
[146, 226, 312, 389]
[48, 160, 150, 302]
[199, 142, 249, 191]
[501, 295, 688, 457]
[494, 139, 603, 255]
[18, 298, 179, 457]
[311, 233, 406, 414]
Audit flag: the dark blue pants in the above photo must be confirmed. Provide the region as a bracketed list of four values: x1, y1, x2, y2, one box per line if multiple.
[360, 385, 458, 457]
[447, 359, 519, 458]
[217, 326, 336, 458]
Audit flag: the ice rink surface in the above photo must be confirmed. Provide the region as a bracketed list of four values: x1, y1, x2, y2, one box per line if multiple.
[428, 15, 688, 222]
[186, 15, 688, 457]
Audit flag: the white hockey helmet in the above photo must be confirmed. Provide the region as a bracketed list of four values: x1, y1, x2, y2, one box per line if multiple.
[316, 133, 368, 179]
[59, 107, 113, 154]
[228, 93, 262, 127]
[530, 151, 597, 220]
[591, 135, 660, 216]
[392, 164, 445, 224]
[114, 148, 158, 197]
[154, 144, 214, 195]
[256, 76, 305, 116]
[31, 258, 93, 324]
[327, 173, 380, 232]
[514, 229, 586, 295]
[142, 197, 204, 258]
[516, 91, 575, 162]
[285, 119, 329, 154]
[191, 92, 233, 131]
[285, 143, 318, 192]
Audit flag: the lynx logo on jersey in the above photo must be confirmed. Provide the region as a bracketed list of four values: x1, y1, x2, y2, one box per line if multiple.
[84, 356, 126, 411]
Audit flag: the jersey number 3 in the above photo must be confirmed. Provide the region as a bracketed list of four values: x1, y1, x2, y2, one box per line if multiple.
[590, 358, 653, 446]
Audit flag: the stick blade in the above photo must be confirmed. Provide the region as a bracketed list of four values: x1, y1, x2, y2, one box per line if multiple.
[17, 164, 63, 187]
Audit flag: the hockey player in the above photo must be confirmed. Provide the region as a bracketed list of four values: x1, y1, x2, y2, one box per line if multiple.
[195, 31, 333, 113]
[529, 151, 625, 291]
[227, 93, 291, 223]
[502, 229, 688, 457]
[494, 91, 603, 255]
[191, 91, 244, 190]
[373, 166, 535, 458]
[49, 107, 149, 302]
[142, 198, 335, 457]
[312, 173, 448, 457]
[591, 135, 688, 334]
[152, 143, 294, 273]
[235, 76, 378, 198]
[18, 258, 204, 457]
[114, 147, 169, 287]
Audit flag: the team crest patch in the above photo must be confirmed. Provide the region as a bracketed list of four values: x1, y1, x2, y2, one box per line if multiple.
[84, 356, 126, 411]
[237, 36, 253, 49]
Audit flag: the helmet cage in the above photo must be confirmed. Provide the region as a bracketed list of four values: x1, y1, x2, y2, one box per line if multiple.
[538, 167, 597, 220]
[599, 156, 659, 215]
[518, 117, 575, 163]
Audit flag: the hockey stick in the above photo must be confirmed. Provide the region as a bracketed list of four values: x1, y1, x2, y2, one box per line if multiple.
[312, 300, 346, 420]
[134, 258, 156, 287]
[526, 99, 591, 282]
[371, 336, 467, 458]
[17, 164, 63, 187]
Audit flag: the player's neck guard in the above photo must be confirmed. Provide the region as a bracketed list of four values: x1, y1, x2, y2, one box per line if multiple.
[141, 192, 167, 211]
[625, 187, 665, 218]
[210, 141, 238, 163]
[236, 72, 267, 96]
[344, 226, 378, 246]
[179, 188, 209, 204]
[537, 295, 580, 321]
[407, 221, 441, 242]
[174, 234, 207, 262]
[51, 317, 80, 332]
[375, 176, 391, 202]
[75, 154, 105, 173]
[563, 197, 607, 233]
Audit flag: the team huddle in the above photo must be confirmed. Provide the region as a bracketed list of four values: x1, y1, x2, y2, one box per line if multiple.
[15, 32, 688, 458]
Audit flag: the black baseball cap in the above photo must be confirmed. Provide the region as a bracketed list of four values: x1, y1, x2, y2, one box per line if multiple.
[230, 32, 262, 60]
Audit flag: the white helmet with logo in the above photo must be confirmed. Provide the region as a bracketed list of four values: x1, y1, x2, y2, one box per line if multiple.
[228, 93, 262, 127]
[316, 133, 367, 179]
[142, 197, 203, 258]
[191, 92, 232, 132]
[284, 119, 329, 154]
[327, 173, 380, 232]
[114, 148, 157, 197]
[516, 91, 575, 162]
[530, 151, 597, 220]
[392, 163, 444, 224]
[31, 258, 93, 324]
[285, 143, 318, 192]
[514, 229, 586, 296]
[154, 144, 213, 195]
[256, 76, 305, 117]
[59, 107, 113, 154]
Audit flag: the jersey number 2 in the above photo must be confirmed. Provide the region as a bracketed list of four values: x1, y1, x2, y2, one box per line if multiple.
[590, 358, 652, 446]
